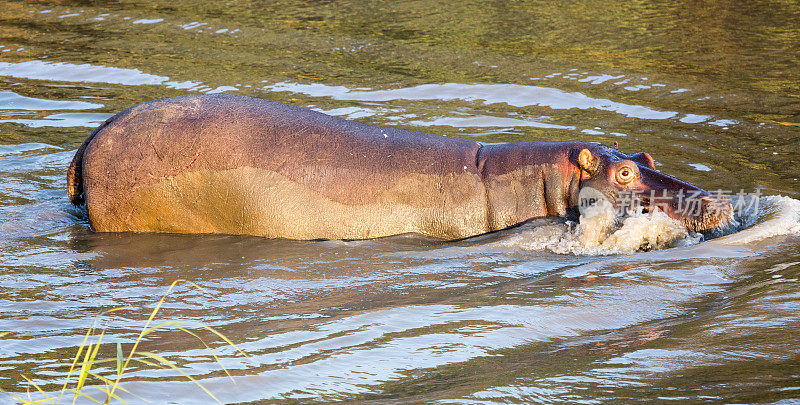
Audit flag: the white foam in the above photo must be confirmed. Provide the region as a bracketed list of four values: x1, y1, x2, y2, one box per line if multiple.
[716, 196, 800, 245]
[496, 204, 699, 255]
[497, 195, 800, 255]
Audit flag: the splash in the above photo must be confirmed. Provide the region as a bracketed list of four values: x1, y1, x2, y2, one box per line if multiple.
[716, 196, 800, 245]
[497, 195, 800, 255]
[496, 203, 699, 255]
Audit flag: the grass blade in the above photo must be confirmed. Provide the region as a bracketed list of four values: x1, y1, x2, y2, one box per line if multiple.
[18, 374, 54, 405]
[58, 306, 127, 404]
[74, 341, 95, 398]
[3, 389, 52, 404]
[56, 326, 94, 403]
[175, 327, 233, 382]
[72, 390, 102, 404]
[88, 372, 150, 404]
[192, 324, 249, 360]
[140, 320, 190, 337]
[106, 280, 190, 402]
[135, 351, 221, 404]
[5, 283, 242, 405]
[116, 343, 123, 375]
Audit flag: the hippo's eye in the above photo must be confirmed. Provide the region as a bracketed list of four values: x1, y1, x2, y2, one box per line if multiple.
[616, 166, 635, 184]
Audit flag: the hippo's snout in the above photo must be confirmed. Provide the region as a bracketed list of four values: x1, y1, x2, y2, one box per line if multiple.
[665, 192, 733, 232]
[575, 144, 735, 234]
[618, 188, 733, 232]
[627, 166, 733, 232]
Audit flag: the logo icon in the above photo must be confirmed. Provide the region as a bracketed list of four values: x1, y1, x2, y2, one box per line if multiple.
[578, 187, 611, 218]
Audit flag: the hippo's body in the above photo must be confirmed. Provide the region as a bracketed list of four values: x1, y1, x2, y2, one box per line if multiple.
[68, 95, 730, 240]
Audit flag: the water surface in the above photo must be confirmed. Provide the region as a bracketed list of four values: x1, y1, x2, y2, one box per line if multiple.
[2, 0, 800, 403]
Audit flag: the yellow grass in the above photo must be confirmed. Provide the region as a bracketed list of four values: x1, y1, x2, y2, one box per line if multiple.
[1, 279, 248, 404]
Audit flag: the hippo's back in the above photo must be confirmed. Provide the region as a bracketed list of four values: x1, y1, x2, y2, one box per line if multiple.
[73, 95, 489, 239]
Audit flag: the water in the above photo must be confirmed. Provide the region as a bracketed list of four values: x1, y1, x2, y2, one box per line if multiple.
[2, 0, 800, 402]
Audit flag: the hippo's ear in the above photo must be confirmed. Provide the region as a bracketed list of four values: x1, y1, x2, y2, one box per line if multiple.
[577, 149, 597, 174]
[630, 152, 656, 170]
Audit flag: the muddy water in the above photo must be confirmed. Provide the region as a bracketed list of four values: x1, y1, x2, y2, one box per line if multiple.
[2, 0, 800, 403]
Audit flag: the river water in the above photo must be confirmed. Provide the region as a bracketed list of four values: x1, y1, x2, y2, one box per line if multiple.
[2, 1, 800, 403]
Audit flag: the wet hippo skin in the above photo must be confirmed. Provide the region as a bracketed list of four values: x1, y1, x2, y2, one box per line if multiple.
[67, 94, 730, 240]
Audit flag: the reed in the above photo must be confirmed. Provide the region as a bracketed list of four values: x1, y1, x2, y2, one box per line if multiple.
[2, 279, 248, 404]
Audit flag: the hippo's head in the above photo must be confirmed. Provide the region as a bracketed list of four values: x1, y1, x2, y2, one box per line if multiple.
[572, 143, 732, 232]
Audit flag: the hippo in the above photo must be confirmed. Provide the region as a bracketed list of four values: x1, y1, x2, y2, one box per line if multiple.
[67, 94, 731, 240]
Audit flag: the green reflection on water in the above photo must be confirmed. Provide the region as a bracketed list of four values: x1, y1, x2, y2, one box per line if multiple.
[2, 1, 800, 402]
[1, 0, 799, 196]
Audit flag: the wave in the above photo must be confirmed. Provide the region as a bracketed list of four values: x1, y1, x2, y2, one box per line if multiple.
[496, 195, 800, 255]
